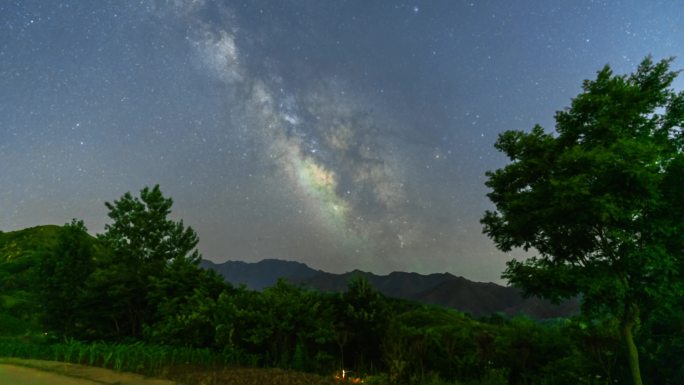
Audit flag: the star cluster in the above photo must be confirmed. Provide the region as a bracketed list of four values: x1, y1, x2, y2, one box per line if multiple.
[1, 1, 683, 282]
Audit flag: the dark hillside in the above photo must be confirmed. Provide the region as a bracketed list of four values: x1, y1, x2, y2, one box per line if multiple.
[0, 225, 62, 262]
[0, 225, 64, 329]
[203, 259, 578, 319]
[200, 258, 322, 290]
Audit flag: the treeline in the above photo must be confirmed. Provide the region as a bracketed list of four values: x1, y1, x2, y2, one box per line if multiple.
[0, 186, 681, 384]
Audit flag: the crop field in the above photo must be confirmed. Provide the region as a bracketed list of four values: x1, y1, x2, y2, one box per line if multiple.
[0, 339, 362, 385]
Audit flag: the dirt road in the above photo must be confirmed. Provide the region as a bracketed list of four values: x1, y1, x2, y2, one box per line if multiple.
[0, 364, 101, 385]
[0, 359, 177, 385]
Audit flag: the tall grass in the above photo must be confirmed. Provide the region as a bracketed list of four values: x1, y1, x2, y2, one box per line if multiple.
[0, 337, 346, 384]
[0, 337, 249, 376]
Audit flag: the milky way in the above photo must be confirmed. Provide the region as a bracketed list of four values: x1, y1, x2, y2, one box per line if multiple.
[1, 1, 683, 282]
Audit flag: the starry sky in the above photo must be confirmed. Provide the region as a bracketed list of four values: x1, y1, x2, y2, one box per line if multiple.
[2, 1, 683, 283]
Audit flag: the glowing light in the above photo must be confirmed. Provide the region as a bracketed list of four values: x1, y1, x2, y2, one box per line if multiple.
[335, 369, 364, 383]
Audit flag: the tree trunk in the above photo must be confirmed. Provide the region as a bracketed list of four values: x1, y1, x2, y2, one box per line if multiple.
[622, 303, 643, 385]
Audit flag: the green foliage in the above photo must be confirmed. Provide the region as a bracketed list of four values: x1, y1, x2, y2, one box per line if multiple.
[640, 302, 684, 384]
[144, 251, 229, 347]
[89, 185, 206, 340]
[482, 57, 684, 385]
[0, 313, 35, 336]
[6, 185, 684, 384]
[382, 305, 482, 383]
[0, 225, 62, 324]
[0, 338, 235, 376]
[0, 225, 61, 264]
[36, 219, 95, 337]
[214, 279, 337, 372]
[336, 276, 389, 371]
[99, 185, 201, 268]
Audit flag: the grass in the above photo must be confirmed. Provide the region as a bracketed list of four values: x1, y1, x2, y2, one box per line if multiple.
[169, 366, 342, 385]
[0, 337, 350, 385]
[0, 337, 238, 375]
[0, 337, 575, 385]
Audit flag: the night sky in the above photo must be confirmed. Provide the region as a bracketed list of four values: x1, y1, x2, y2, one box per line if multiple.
[2, 1, 683, 283]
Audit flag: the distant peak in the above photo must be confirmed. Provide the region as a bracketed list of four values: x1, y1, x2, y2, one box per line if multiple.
[259, 258, 306, 265]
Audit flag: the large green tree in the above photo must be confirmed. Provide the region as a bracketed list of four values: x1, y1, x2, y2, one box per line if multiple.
[90, 185, 203, 339]
[482, 57, 684, 385]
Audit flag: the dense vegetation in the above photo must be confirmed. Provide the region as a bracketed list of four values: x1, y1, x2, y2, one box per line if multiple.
[0, 189, 680, 384]
[482, 56, 684, 385]
[1, 58, 682, 384]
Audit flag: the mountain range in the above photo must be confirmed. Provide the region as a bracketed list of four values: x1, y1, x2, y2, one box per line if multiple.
[200, 258, 578, 319]
[0, 225, 577, 320]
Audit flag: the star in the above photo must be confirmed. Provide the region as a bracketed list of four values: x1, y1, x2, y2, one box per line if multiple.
[1, 0, 681, 283]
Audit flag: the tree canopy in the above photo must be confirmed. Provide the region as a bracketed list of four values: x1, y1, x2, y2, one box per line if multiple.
[91, 185, 206, 339]
[99, 185, 201, 268]
[5, 183, 684, 382]
[482, 57, 684, 385]
[37, 219, 94, 337]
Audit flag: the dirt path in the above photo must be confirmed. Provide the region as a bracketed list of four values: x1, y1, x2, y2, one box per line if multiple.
[0, 359, 177, 385]
[0, 364, 102, 385]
